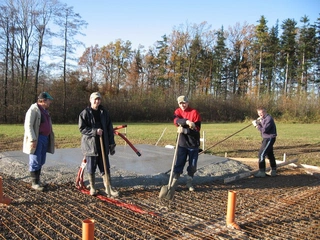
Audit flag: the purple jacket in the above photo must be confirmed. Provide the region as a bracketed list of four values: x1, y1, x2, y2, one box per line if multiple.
[257, 114, 277, 139]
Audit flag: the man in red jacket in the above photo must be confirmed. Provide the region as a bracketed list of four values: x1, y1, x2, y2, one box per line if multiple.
[169, 95, 201, 198]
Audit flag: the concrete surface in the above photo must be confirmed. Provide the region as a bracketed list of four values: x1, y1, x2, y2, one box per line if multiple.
[0, 144, 252, 188]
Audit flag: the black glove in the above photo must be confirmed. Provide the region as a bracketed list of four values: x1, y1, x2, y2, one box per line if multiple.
[109, 144, 116, 155]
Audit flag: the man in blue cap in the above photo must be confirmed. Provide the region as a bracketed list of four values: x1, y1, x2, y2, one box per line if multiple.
[23, 92, 55, 191]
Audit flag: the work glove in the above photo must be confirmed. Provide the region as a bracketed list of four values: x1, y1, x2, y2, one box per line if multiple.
[252, 120, 258, 127]
[177, 126, 187, 134]
[256, 117, 262, 123]
[109, 144, 116, 155]
[186, 120, 195, 129]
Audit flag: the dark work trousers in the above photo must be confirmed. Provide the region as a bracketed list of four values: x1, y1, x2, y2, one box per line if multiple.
[86, 136, 110, 175]
[258, 138, 276, 170]
[174, 146, 199, 177]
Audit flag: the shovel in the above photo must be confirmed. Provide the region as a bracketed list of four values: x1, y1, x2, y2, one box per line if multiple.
[100, 135, 111, 197]
[159, 133, 181, 199]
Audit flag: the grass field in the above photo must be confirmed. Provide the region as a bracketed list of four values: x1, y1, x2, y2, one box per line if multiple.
[1, 122, 319, 166]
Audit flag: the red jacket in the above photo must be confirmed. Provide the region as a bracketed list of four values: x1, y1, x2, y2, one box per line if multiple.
[174, 106, 201, 148]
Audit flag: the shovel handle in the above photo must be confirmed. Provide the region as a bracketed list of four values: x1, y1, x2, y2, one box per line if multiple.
[100, 135, 111, 195]
[168, 133, 180, 188]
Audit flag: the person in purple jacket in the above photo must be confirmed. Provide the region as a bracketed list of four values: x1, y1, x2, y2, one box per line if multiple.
[252, 107, 277, 177]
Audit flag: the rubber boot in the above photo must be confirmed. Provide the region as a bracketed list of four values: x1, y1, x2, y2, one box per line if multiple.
[30, 171, 44, 191]
[88, 173, 96, 195]
[254, 170, 266, 178]
[166, 173, 180, 200]
[266, 168, 277, 177]
[103, 175, 119, 197]
[37, 169, 45, 187]
[186, 175, 195, 191]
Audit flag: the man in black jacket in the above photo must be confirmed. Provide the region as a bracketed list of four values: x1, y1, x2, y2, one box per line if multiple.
[78, 92, 118, 196]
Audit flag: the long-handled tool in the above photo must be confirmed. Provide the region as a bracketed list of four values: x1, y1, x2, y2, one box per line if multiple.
[198, 122, 252, 155]
[162, 122, 254, 175]
[113, 125, 141, 156]
[100, 135, 111, 197]
[159, 133, 180, 199]
[76, 125, 140, 190]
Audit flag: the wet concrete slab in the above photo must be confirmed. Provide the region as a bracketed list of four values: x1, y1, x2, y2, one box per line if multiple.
[0, 144, 228, 175]
[0, 145, 250, 187]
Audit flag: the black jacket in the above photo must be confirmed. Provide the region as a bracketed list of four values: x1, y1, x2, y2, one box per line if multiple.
[79, 105, 115, 157]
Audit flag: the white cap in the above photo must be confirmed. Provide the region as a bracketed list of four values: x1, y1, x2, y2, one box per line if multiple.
[177, 95, 188, 103]
[90, 92, 101, 100]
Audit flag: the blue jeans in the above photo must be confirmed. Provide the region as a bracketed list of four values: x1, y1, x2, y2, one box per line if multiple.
[174, 146, 198, 177]
[29, 135, 48, 172]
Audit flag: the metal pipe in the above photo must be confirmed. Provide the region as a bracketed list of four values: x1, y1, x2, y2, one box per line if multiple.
[82, 218, 95, 240]
[0, 176, 12, 205]
[226, 190, 240, 229]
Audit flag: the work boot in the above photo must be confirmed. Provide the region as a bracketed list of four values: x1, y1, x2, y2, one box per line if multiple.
[30, 171, 44, 191]
[103, 174, 119, 197]
[266, 169, 277, 177]
[186, 175, 195, 191]
[37, 169, 45, 187]
[254, 170, 266, 178]
[166, 173, 180, 200]
[88, 174, 96, 196]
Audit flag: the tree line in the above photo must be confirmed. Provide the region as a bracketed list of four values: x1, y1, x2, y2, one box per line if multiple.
[0, 0, 319, 124]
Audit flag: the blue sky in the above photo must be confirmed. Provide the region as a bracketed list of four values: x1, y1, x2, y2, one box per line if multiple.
[63, 0, 319, 56]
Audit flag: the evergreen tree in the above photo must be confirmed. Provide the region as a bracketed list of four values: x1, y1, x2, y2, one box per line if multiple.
[280, 18, 298, 95]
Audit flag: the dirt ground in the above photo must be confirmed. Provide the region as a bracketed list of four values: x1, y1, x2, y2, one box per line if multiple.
[1, 137, 319, 239]
[1, 158, 320, 239]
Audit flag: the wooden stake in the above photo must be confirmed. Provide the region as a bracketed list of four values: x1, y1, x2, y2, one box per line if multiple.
[224, 158, 298, 184]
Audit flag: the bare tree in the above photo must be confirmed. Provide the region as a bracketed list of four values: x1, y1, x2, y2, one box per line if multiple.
[33, 0, 59, 101]
[78, 44, 100, 89]
[54, 4, 87, 119]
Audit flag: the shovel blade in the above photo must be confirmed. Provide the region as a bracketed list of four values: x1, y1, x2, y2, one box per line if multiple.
[105, 185, 111, 197]
[159, 185, 176, 200]
[159, 185, 169, 199]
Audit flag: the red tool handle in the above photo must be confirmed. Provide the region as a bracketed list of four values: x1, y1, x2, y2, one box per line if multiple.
[114, 131, 141, 156]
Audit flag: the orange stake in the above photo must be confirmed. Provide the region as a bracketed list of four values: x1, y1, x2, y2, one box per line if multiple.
[0, 176, 12, 205]
[226, 190, 240, 229]
[82, 218, 95, 240]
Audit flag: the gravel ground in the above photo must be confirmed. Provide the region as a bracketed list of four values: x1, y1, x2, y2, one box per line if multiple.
[1, 148, 320, 239]
[0, 149, 252, 187]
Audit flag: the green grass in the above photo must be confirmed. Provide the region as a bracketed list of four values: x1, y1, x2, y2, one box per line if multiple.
[1, 123, 319, 166]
